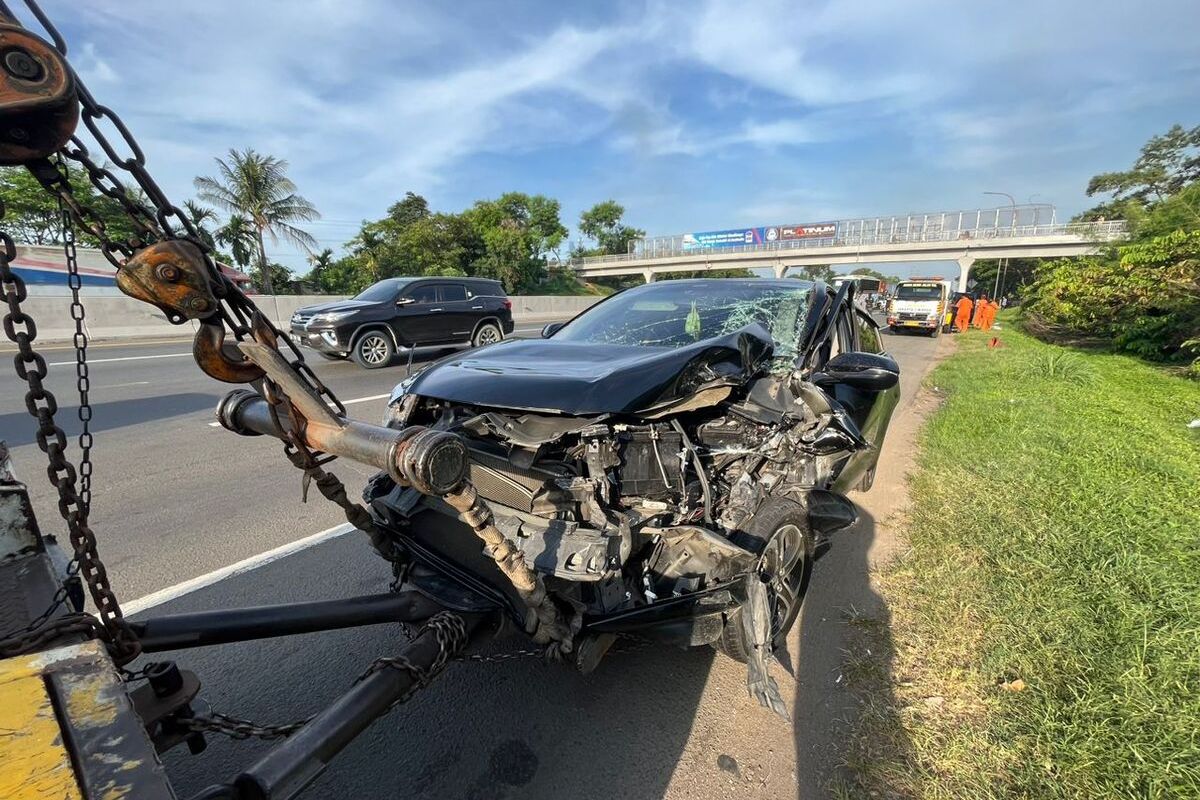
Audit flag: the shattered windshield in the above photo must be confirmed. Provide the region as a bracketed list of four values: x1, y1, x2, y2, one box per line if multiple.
[553, 280, 812, 360]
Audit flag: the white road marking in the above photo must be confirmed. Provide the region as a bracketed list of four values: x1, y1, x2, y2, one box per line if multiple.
[341, 393, 390, 405]
[103, 381, 151, 389]
[49, 352, 191, 367]
[123, 522, 356, 615]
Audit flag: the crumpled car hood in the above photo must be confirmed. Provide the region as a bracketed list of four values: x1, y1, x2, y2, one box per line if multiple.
[403, 324, 776, 415]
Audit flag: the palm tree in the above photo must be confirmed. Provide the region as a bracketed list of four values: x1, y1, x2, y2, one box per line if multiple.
[215, 214, 257, 271]
[306, 247, 334, 288]
[194, 148, 319, 295]
[182, 199, 217, 249]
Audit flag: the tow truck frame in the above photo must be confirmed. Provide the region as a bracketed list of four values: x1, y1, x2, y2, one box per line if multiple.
[1, 438, 500, 800]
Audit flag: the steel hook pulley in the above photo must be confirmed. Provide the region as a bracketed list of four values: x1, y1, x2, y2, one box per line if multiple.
[0, 22, 78, 164]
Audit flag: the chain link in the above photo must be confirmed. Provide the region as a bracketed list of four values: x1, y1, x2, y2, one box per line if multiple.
[183, 612, 468, 741]
[182, 710, 312, 742]
[57, 162, 94, 514]
[0, 213, 138, 661]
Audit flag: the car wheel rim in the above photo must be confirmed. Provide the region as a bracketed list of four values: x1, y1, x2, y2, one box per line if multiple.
[360, 336, 388, 364]
[478, 327, 499, 345]
[758, 523, 807, 641]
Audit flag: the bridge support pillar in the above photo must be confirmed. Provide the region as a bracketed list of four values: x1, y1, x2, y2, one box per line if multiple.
[642, 269, 656, 283]
[773, 264, 789, 279]
[956, 256, 975, 293]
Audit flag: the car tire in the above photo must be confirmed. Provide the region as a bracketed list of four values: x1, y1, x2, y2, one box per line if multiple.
[353, 331, 394, 369]
[715, 498, 815, 663]
[859, 465, 877, 492]
[472, 322, 503, 348]
[317, 352, 349, 361]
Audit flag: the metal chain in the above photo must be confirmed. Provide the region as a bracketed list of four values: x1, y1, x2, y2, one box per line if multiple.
[356, 611, 467, 709]
[57, 163, 93, 514]
[177, 625, 650, 741]
[183, 613, 468, 741]
[182, 711, 312, 742]
[0, 559, 102, 659]
[0, 215, 139, 661]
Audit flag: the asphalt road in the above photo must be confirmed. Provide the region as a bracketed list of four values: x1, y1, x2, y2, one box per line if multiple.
[2, 320, 946, 799]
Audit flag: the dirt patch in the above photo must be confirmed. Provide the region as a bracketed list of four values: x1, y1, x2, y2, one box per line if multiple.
[655, 332, 958, 800]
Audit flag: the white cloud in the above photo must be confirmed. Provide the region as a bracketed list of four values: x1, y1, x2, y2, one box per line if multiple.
[26, 0, 1200, 267]
[615, 117, 819, 156]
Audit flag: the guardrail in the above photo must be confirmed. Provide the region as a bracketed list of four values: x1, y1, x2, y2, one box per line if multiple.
[574, 218, 1128, 267]
[15, 294, 599, 344]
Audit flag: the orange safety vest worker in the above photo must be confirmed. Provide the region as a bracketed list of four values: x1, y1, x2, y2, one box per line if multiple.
[954, 296, 973, 332]
[982, 300, 998, 331]
[972, 296, 988, 328]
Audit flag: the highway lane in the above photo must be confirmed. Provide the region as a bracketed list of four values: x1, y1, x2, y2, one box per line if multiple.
[128, 326, 948, 800]
[0, 319, 562, 601]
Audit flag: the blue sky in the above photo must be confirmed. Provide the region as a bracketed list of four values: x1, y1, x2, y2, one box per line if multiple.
[35, 0, 1200, 275]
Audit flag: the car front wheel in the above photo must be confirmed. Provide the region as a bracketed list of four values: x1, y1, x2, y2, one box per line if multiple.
[715, 498, 814, 662]
[472, 322, 503, 348]
[353, 331, 394, 369]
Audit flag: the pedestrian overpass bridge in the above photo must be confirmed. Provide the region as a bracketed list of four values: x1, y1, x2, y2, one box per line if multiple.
[570, 205, 1127, 290]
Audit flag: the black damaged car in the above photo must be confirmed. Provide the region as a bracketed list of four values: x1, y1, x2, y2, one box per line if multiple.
[366, 278, 899, 711]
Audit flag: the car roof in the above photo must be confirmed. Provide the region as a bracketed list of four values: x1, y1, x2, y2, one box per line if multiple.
[395, 276, 501, 286]
[629, 278, 813, 290]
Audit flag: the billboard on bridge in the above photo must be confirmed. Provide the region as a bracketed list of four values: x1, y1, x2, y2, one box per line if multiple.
[778, 222, 837, 240]
[682, 222, 837, 250]
[682, 227, 763, 249]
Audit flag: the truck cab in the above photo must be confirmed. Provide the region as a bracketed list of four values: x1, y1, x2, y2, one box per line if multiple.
[886, 279, 951, 336]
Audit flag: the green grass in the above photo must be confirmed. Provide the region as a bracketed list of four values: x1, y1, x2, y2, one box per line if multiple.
[536, 271, 615, 296]
[840, 316, 1200, 799]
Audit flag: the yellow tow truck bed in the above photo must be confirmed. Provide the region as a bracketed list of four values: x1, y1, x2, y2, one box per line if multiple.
[0, 640, 175, 799]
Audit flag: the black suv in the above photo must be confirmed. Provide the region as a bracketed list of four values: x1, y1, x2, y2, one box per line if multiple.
[290, 277, 515, 368]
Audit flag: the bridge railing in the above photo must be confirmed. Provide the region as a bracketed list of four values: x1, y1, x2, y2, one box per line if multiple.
[574, 218, 1128, 267]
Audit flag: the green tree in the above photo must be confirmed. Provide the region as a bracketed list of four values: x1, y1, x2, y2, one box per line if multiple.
[969, 258, 1040, 299]
[0, 164, 144, 248]
[214, 214, 257, 270]
[305, 247, 334, 286]
[195, 148, 320, 295]
[578, 200, 645, 256]
[795, 264, 836, 282]
[1086, 124, 1200, 205]
[387, 191, 431, 226]
[266, 262, 298, 295]
[465, 192, 567, 291]
[1023, 126, 1200, 370]
[1023, 231, 1200, 361]
[181, 199, 217, 249]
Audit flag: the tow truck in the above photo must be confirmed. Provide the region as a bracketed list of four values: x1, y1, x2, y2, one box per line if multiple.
[886, 277, 952, 336]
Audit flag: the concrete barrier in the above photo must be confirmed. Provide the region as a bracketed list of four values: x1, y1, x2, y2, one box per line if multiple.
[18, 293, 602, 343]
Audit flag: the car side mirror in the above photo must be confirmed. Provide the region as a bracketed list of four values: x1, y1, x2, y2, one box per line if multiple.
[541, 322, 565, 338]
[396, 297, 414, 306]
[812, 351, 899, 392]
